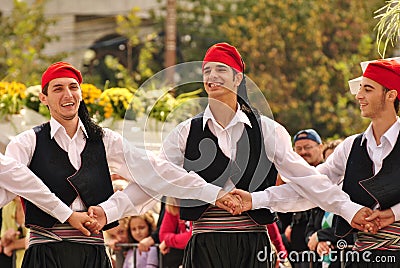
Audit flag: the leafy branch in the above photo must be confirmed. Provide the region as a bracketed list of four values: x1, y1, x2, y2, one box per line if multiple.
[375, 0, 400, 58]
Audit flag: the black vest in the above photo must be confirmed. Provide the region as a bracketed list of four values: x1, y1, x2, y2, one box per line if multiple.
[335, 133, 400, 237]
[26, 122, 117, 230]
[180, 113, 278, 225]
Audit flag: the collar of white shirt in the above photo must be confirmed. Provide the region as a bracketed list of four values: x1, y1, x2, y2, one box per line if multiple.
[49, 117, 89, 139]
[361, 117, 400, 148]
[202, 103, 252, 130]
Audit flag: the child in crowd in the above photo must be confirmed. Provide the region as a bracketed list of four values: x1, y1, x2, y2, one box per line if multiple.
[105, 218, 129, 268]
[123, 212, 158, 268]
[159, 197, 192, 268]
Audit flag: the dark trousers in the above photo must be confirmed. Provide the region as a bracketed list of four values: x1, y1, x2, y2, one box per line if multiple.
[0, 253, 12, 268]
[22, 241, 112, 268]
[183, 232, 274, 268]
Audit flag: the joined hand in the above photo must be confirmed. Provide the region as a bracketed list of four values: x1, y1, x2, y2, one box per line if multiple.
[351, 207, 395, 234]
[67, 207, 107, 236]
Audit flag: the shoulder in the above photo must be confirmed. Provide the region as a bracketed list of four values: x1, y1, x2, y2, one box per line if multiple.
[102, 128, 122, 141]
[259, 115, 284, 130]
[259, 115, 290, 138]
[14, 128, 36, 138]
[165, 118, 192, 141]
[9, 128, 36, 147]
[340, 134, 360, 151]
[176, 117, 192, 130]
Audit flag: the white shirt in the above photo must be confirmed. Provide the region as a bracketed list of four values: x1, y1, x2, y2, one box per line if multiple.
[317, 117, 400, 221]
[160, 104, 363, 224]
[6, 117, 221, 224]
[0, 154, 72, 222]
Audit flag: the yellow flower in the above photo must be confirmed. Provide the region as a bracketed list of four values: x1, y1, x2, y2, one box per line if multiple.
[100, 87, 142, 120]
[0, 81, 27, 116]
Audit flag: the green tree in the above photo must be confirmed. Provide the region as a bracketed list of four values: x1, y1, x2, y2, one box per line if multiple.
[155, 0, 389, 138]
[153, 0, 259, 63]
[0, 0, 65, 86]
[113, 7, 156, 87]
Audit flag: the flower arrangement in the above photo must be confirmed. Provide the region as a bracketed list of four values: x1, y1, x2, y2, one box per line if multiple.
[99, 87, 143, 120]
[25, 85, 41, 111]
[81, 83, 113, 122]
[25, 85, 50, 118]
[142, 88, 203, 122]
[0, 82, 26, 118]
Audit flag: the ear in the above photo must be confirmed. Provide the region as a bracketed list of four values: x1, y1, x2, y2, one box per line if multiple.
[78, 87, 83, 102]
[318, 143, 324, 150]
[39, 92, 48, 106]
[234, 72, 243, 87]
[387, 89, 398, 102]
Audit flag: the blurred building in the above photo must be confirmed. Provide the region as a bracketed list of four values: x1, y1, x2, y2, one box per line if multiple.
[0, 0, 159, 68]
[0, 0, 163, 152]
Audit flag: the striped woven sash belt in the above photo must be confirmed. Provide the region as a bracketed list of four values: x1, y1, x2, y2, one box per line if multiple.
[28, 223, 104, 247]
[354, 222, 400, 251]
[192, 206, 267, 234]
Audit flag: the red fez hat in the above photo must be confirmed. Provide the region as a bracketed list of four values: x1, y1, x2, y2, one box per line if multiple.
[41, 62, 83, 90]
[202, 42, 245, 73]
[363, 59, 400, 99]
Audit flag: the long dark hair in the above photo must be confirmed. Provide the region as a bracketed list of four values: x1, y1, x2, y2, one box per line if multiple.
[78, 101, 104, 141]
[235, 70, 260, 120]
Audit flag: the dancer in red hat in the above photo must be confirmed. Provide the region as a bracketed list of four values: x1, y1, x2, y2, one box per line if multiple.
[159, 42, 376, 268]
[234, 58, 400, 267]
[320, 59, 400, 267]
[6, 61, 241, 268]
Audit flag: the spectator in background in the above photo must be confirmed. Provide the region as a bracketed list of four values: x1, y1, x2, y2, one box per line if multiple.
[123, 212, 158, 268]
[267, 222, 291, 268]
[137, 196, 166, 255]
[305, 138, 355, 268]
[322, 139, 343, 160]
[1, 197, 28, 268]
[278, 129, 324, 268]
[104, 218, 129, 268]
[104, 176, 130, 268]
[110, 174, 129, 192]
[0, 207, 12, 268]
[159, 197, 192, 268]
[305, 138, 354, 268]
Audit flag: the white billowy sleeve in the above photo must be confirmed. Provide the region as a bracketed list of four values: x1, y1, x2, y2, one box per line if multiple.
[251, 118, 363, 224]
[1, 152, 73, 223]
[99, 128, 221, 223]
[317, 134, 400, 222]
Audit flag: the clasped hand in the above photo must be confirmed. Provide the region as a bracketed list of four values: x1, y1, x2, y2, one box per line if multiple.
[215, 189, 253, 215]
[351, 207, 395, 234]
[66, 206, 107, 236]
[218, 189, 395, 234]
